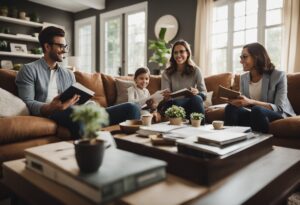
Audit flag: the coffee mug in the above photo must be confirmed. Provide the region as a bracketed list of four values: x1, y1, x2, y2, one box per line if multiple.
[141, 114, 153, 126]
[212, 120, 224, 130]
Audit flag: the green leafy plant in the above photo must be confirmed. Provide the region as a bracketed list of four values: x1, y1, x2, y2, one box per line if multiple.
[165, 105, 186, 118]
[190, 112, 204, 120]
[71, 104, 109, 140]
[148, 27, 171, 70]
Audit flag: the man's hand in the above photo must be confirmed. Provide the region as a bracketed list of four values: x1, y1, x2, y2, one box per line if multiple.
[229, 95, 253, 107]
[41, 94, 80, 116]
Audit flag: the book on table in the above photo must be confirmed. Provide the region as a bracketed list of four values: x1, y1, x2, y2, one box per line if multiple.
[24, 142, 167, 204]
[59, 82, 95, 104]
[170, 88, 194, 98]
[218, 85, 241, 99]
[197, 132, 248, 147]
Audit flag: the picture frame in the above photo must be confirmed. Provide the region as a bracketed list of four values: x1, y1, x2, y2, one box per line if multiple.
[0, 60, 13, 69]
[10, 43, 28, 54]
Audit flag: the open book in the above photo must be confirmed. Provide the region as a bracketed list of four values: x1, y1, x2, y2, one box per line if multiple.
[60, 82, 95, 104]
[170, 88, 194, 98]
[218, 85, 241, 99]
[141, 89, 166, 109]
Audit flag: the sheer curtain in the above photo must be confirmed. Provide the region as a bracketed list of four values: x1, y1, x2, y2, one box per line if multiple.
[194, 0, 213, 76]
[282, 0, 300, 73]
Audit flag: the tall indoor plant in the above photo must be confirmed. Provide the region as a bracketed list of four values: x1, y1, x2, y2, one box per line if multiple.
[148, 27, 171, 74]
[71, 104, 109, 173]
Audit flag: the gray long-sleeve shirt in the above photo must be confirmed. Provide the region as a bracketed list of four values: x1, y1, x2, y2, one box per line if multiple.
[15, 58, 76, 116]
[161, 66, 207, 98]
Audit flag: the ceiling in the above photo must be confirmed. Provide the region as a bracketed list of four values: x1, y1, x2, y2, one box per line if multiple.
[28, 0, 105, 13]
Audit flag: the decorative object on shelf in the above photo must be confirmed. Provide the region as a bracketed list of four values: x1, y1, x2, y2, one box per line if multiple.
[0, 40, 9, 51]
[30, 12, 39, 23]
[190, 112, 204, 127]
[148, 27, 171, 74]
[31, 47, 42, 54]
[19, 11, 26, 20]
[32, 32, 39, 37]
[0, 6, 8, 17]
[165, 105, 186, 125]
[1, 60, 13, 69]
[10, 43, 28, 54]
[0, 27, 10, 34]
[25, 17, 30, 21]
[71, 104, 109, 173]
[13, 64, 23, 71]
[10, 7, 18, 18]
[154, 15, 179, 43]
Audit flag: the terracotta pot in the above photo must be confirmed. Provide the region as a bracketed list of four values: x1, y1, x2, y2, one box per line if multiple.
[169, 117, 182, 125]
[191, 119, 201, 127]
[74, 139, 105, 173]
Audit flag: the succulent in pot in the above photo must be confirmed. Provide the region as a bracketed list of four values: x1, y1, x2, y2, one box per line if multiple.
[71, 104, 109, 173]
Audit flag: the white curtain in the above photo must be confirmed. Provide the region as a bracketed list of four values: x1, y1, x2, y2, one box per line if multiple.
[194, 0, 214, 76]
[282, 0, 300, 73]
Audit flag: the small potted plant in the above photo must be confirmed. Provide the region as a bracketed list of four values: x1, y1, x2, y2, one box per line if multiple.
[190, 112, 204, 127]
[165, 105, 186, 125]
[71, 104, 109, 173]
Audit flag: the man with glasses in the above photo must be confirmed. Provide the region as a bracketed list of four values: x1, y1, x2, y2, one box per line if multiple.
[16, 26, 140, 139]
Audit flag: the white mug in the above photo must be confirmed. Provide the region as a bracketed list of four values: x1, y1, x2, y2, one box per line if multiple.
[212, 120, 224, 130]
[141, 114, 153, 126]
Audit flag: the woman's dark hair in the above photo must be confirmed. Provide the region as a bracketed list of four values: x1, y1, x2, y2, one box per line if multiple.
[165, 39, 196, 76]
[243, 42, 275, 74]
[134, 67, 150, 80]
[39, 26, 65, 52]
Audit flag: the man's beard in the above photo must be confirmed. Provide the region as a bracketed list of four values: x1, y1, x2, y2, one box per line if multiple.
[49, 51, 63, 62]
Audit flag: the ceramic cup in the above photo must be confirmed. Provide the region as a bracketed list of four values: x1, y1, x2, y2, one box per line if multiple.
[141, 114, 153, 126]
[212, 120, 224, 130]
[19, 11, 26, 20]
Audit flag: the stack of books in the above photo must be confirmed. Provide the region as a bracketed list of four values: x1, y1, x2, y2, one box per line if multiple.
[24, 141, 167, 204]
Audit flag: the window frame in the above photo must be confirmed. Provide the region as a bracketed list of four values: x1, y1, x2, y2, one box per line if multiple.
[74, 16, 96, 73]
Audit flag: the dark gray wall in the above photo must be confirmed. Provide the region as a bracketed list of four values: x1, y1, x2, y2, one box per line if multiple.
[74, 0, 197, 72]
[0, 0, 73, 65]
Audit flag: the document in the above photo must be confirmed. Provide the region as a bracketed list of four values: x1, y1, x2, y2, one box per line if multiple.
[218, 85, 241, 99]
[170, 88, 194, 98]
[141, 89, 166, 109]
[59, 82, 94, 104]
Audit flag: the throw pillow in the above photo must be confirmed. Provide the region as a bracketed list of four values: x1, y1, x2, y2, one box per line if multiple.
[0, 88, 29, 117]
[115, 79, 135, 104]
[204, 91, 213, 108]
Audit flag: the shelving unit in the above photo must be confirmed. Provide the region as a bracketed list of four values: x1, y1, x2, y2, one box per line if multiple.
[0, 51, 42, 59]
[0, 16, 43, 28]
[0, 33, 39, 42]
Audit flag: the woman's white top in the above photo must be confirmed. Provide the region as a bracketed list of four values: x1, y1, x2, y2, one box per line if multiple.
[249, 78, 262, 101]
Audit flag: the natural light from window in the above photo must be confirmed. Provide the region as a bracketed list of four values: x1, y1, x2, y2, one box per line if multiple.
[211, 0, 283, 74]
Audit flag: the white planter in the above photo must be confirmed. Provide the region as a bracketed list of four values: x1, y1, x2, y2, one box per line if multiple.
[169, 117, 182, 125]
[191, 119, 201, 127]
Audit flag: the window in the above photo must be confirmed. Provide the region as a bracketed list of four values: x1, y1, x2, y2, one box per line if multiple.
[100, 2, 147, 76]
[75, 17, 96, 73]
[211, 0, 283, 74]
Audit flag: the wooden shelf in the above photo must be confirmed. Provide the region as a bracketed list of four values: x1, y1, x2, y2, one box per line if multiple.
[0, 16, 43, 28]
[0, 33, 39, 42]
[0, 51, 42, 59]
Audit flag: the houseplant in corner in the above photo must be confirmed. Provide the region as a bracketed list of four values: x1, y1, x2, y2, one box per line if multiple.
[190, 112, 204, 127]
[71, 104, 109, 173]
[165, 105, 186, 125]
[148, 27, 171, 74]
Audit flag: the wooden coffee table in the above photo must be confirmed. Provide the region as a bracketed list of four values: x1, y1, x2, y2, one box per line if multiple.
[1, 146, 300, 205]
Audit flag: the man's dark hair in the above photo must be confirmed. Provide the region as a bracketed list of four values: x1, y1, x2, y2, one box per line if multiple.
[38, 26, 65, 52]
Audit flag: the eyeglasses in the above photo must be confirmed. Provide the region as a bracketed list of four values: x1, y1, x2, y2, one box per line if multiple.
[240, 54, 249, 60]
[50, 43, 69, 52]
[174, 50, 187, 55]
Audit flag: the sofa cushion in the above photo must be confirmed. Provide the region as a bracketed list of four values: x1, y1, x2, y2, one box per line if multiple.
[0, 69, 18, 96]
[101, 74, 117, 106]
[269, 116, 300, 138]
[287, 73, 300, 115]
[148, 75, 161, 94]
[0, 88, 29, 117]
[0, 116, 57, 144]
[204, 72, 233, 105]
[115, 78, 135, 104]
[74, 71, 108, 107]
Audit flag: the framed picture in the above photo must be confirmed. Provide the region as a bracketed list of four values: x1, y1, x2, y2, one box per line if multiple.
[0, 60, 13, 69]
[10, 43, 28, 54]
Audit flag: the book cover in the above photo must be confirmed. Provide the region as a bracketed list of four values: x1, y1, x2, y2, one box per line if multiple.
[218, 85, 241, 99]
[170, 88, 193, 98]
[60, 82, 95, 104]
[25, 142, 166, 204]
[197, 132, 248, 146]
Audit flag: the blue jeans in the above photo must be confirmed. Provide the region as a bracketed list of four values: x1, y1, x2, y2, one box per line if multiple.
[161, 95, 205, 124]
[224, 104, 283, 133]
[49, 102, 140, 139]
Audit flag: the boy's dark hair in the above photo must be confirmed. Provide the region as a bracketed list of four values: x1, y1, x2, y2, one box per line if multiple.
[38, 26, 65, 52]
[134, 67, 150, 80]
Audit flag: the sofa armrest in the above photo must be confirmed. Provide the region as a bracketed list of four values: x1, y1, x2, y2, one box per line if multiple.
[269, 116, 300, 138]
[0, 116, 57, 144]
